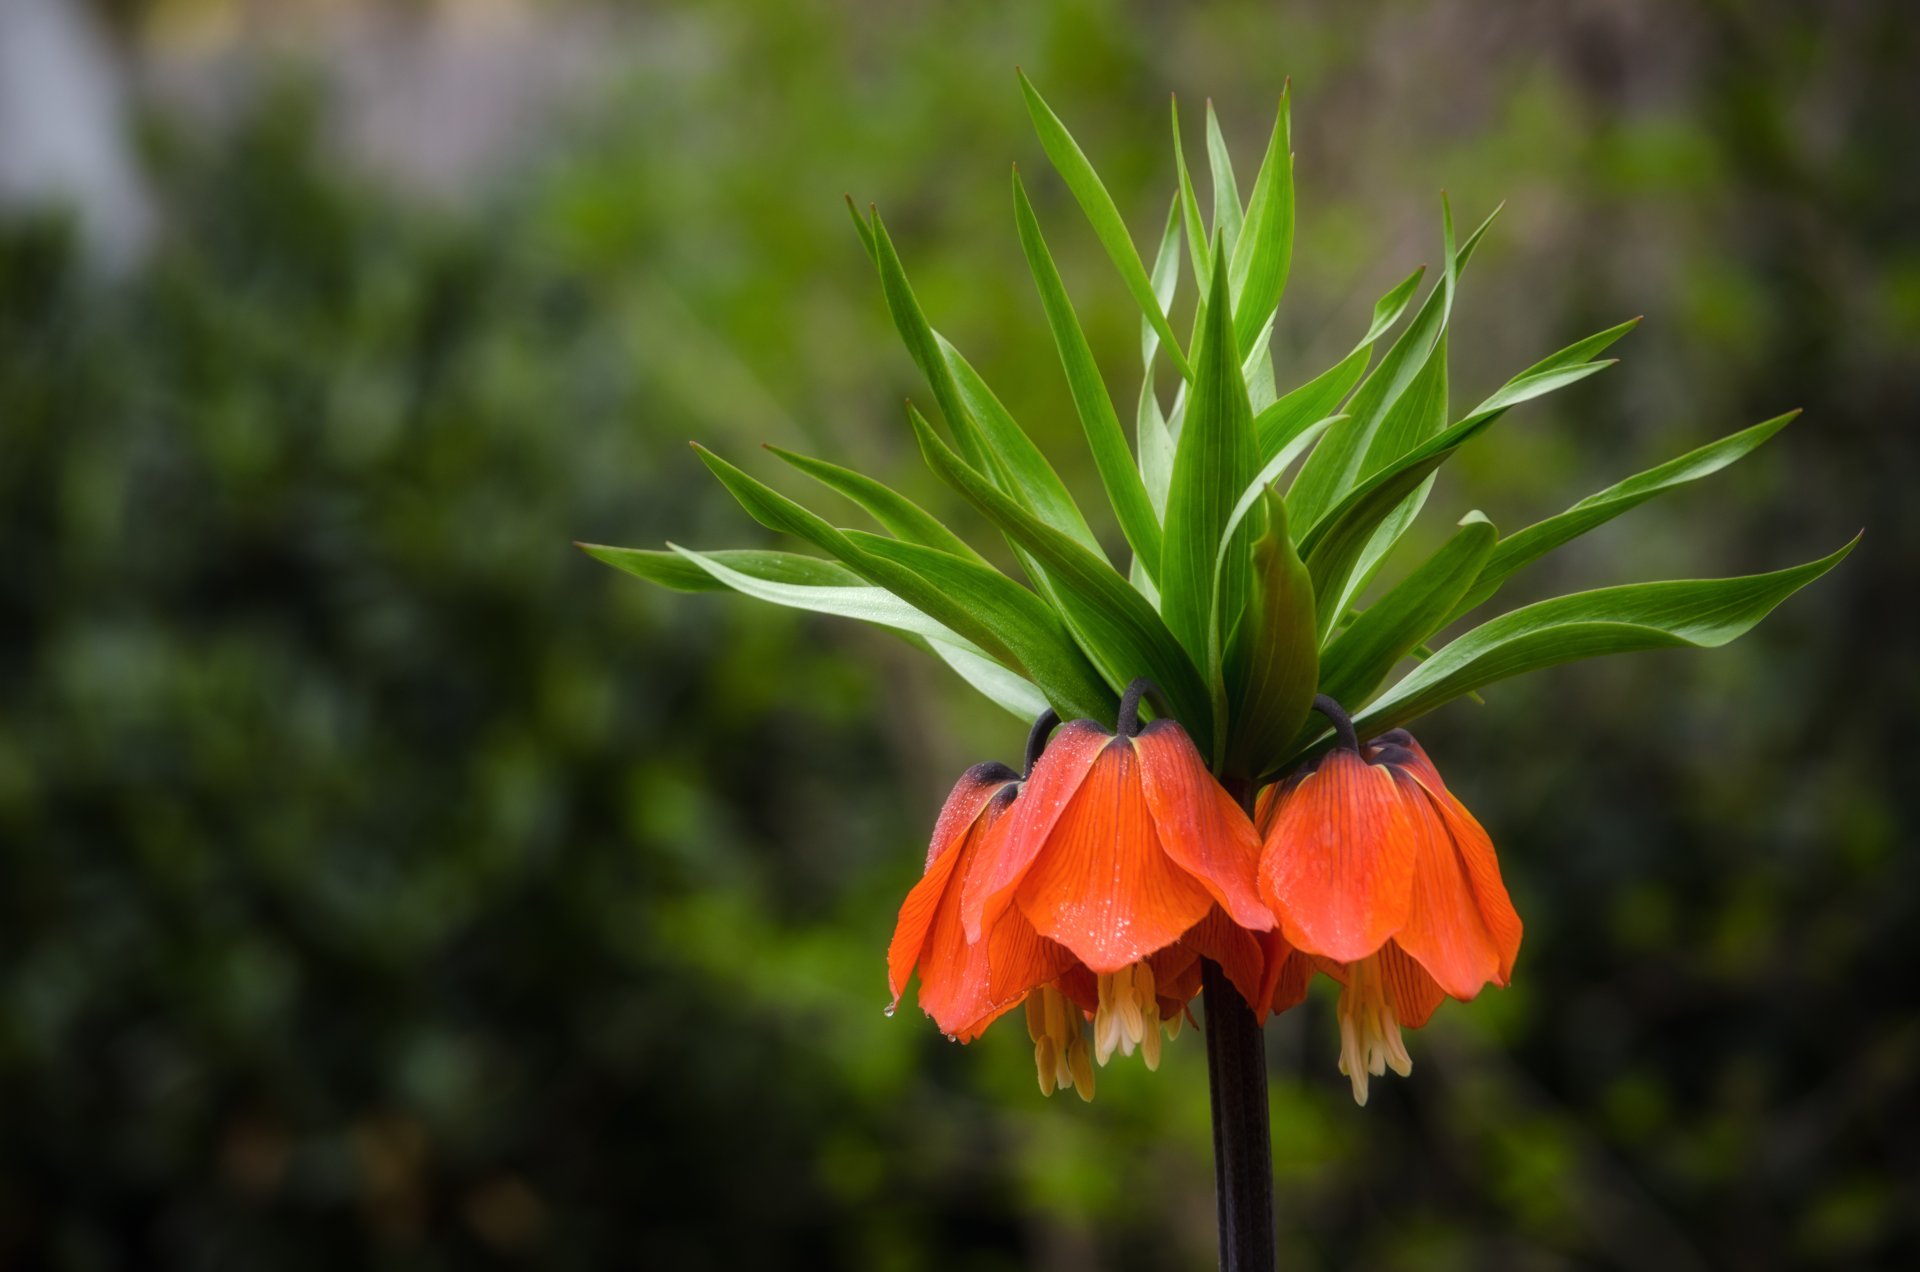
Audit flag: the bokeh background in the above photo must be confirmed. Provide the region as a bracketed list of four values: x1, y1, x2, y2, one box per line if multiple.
[3, 1, 1915, 1268]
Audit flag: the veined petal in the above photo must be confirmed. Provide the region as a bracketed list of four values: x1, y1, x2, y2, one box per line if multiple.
[887, 764, 1017, 1005]
[1377, 731, 1522, 985]
[1132, 721, 1274, 932]
[1013, 736, 1215, 973]
[962, 722, 1107, 941]
[926, 761, 1022, 871]
[1261, 931, 1314, 1017]
[1177, 905, 1270, 1016]
[979, 909, 1076, 1030]
[907, 797, 1027, 1034]
[1259, 749, 1418, 963]
[1391, 774, 1513, 1000]
[886, 835, 968, 1007]
[1378, 940, 1447, 1029]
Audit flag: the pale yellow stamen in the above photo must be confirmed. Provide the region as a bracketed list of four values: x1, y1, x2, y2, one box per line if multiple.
[1334, 953, 1413, 1106]
[1028, 985, 1094, 1101]
[1091, 961, 1180, 1072]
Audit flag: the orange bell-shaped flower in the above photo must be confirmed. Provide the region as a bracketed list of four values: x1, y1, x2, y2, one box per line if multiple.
[1257, 697, 1522, 1104]
[961, 682, 1275, 1063]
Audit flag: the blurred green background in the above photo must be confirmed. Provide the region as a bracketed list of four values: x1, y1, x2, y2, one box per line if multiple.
[2, 0, 1914, 1268]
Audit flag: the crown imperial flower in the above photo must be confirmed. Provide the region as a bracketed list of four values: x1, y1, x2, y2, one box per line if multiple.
[1257, 698, 1522, 1103]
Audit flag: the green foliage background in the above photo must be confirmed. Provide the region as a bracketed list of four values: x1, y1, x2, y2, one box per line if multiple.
[2, 2, 1915, 1267]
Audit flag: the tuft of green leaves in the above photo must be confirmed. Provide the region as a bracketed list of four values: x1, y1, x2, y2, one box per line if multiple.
[589, 80, 1849, 771]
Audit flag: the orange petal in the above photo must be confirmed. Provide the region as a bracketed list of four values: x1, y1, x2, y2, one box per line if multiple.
[1258, 749, 1418, 964]
[960, 722, 1108, 942]
[1391, 775, 1515, 1000]
[1132, 721, 1274, 933]
[886, 764, 1016, 1004]
[886, 835, 967, 1008]
[1147, 944, 1202, 1018]
[1012, 735, 1215, 973]
[1379, 940, 1447, 1029]
[1253, 782, 1283, 838]
[979, 907, 1075, 1029]
[1260, 931, 1314, 1017]
[1401, 761, 1523, 986]
[1177, 905, 1270, 1017]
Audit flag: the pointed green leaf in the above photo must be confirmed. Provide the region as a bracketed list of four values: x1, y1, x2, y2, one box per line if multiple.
[1221, 490, 1319, 779]
[660, 543, 1045, 719]
[1253, 264, 1427, 463]
[579, 544, 864, 592]
[1170, 96, 1211, 288]
[936, 336, 1107, 558]
[1451, 410, 1800, 623]
[763, 445, 984, 563]
[843, 193, 876, 260]
[1019, 70, 1191, 380]
[1011, 168, 1164, 582]
[1288, 203, 1500, 531]
[1162, 240, 1258, 667]
[693, 443, 1045, 680]
[1300, 358, 1617, 635]
[1228, 88, 1294, 359]
[665, 543, 967, 647]
[1203, 415, 1335, 776]
[1204, 100, 1244, 262]
[844, 531, 1117, 721]
[909, 634, 1052, 720]
[1316, 511, 1498, 713]
[1139, 195, 1183, 517]
[906, 404, 1213, 738]
[868, 210, 995, 472]
[1355, 536, 1859, 736]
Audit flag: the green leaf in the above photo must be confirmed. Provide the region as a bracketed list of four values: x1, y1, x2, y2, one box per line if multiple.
[1169, 96, 1211, 287]
[940, 336, 1106, 557]
[1322, 330, 1452, 630]
[666, 543, 968, 647]
[1221, 490, 1319, 780]
[1355, 535, 1859, 736]
[1204, 100, 1244, 262]
[1203, 418, 1336, 775]
[1161, 241, 1258, 668]
[1227, 88, 1294, 359]
[908, 634, 1052, 720]
[906, 404, 1213, 738]
[579, 544, 864, 592]
[763, 445, 984, 563]
[1019, 70, 1192, 380]
[659, 542, 1046, 719]
[1315, 510, 1498, 713]
[843, 531, 1117, 721]
[1451, 410, 1800, 622]
[692, 443, 1042, 680]
[868, 210, 995, 473]
[1252, 264, 1426, 462]
[843, 193, 876, 261]
[1288, 203, 1500, 532]
[1139, 195, 1183, 518]
[1356, 264, 1430, 348]
[1011, 169, 1164, 582]
[1299, 358, 1617, 638]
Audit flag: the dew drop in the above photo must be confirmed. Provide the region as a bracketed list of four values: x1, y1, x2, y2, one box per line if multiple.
[883, 1003, 897, 1018]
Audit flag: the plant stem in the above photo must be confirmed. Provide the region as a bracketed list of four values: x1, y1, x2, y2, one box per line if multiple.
[1202, 959, 1275, 1271]
[1204, 776, 1275, 1270]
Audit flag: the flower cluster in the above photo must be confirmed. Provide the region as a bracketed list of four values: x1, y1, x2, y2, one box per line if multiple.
[888, 681, 1519, 1104]
[590, 74, 1846, 1107]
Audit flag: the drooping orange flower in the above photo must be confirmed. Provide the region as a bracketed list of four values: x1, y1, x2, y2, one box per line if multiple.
[888, 684, 1287, 1099]
[887, 762, 1048, 1035]
[959, 683, 1277, 1078]
[1257, 703, 1522, 1104]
